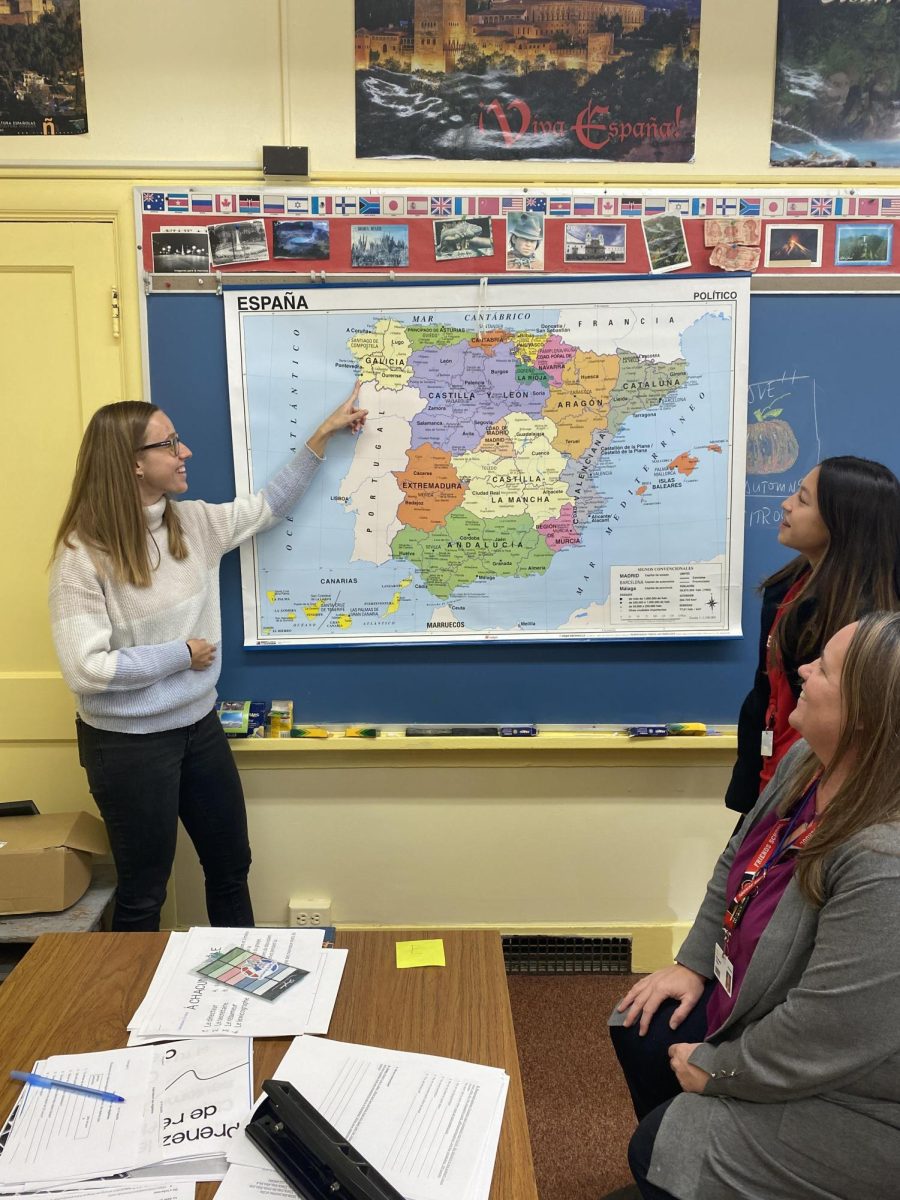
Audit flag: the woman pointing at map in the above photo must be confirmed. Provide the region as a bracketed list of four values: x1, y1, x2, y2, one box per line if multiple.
[48, 384, 366, 931]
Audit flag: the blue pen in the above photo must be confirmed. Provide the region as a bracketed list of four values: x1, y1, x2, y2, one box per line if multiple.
[11, 1070, 125, 1103]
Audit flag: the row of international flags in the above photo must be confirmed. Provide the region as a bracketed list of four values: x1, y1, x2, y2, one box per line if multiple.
[143, 191, 900, 220]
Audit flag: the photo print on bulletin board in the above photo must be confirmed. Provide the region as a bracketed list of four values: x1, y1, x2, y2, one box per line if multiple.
[834, 223, 893, 267]
[152, 229, 211, 273]
[772, 0, 900, 167]
[563, 222, 626, 264]
[506, 211, 544, 271]
[0, 0, 87, 135]
[272, 220, 331, 260]
[765, 224, 823, 269]
[350, 224, 410, 267]
[433, 216, 494, 260]
[209, 219, 269, 267]
[642, 213, 691, 273]
[354, 0, 701, 161]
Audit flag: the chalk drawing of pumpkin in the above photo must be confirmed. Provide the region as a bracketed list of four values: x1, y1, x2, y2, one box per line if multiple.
[746, 406, 799, 476]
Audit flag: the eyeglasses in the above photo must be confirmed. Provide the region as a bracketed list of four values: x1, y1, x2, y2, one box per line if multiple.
[136, 433, 181, 456]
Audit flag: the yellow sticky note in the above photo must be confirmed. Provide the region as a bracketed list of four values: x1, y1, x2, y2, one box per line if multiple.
[395, 938, 446, 969]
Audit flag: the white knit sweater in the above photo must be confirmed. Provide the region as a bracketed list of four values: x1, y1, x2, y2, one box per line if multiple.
[49, 444, 321, 734]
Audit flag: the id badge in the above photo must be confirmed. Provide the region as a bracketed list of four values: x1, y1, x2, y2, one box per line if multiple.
[760, 729, 774, 757]
[714, 943, 734, 997]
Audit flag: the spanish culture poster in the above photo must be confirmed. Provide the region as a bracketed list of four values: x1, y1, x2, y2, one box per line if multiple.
[772, 0, 900, 168]
[355, 0, 701, 161]
[0, 0, 86, 135]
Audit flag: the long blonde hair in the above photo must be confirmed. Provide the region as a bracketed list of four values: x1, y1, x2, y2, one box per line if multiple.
[777, 611, 900, 905]
[52, 401, 187, 586]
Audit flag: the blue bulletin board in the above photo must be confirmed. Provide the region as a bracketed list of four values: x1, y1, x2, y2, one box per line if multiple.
[146, 290, 900, 724]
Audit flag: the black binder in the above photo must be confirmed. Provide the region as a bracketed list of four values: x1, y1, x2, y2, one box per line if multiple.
[245, 1078, 406, 1200]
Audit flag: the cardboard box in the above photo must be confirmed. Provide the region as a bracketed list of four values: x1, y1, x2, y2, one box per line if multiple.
[0, 812, 109, 915]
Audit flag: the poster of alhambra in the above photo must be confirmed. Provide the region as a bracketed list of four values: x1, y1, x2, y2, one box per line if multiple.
[0, 0, 86, 135]
[355, 0, 701, 161]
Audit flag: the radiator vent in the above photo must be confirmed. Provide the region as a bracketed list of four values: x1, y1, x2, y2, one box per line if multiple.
[503, 934, 632, 975]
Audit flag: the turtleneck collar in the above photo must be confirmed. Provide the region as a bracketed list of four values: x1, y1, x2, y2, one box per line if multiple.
[144, 496, 167, 534]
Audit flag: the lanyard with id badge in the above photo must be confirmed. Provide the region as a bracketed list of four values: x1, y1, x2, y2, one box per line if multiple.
[715, 781, 819, 996]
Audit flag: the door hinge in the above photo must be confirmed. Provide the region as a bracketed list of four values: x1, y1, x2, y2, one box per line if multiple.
[111, 287, 121, 339]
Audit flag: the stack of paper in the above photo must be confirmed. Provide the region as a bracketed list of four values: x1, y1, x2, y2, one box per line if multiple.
[126, 927, 347, 1042]
[0, 1038, 252, 1192]
[217, 1035, 509, 1200]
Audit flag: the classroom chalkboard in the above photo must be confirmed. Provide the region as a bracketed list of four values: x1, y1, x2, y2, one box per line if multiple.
[146, 291, 900, 724]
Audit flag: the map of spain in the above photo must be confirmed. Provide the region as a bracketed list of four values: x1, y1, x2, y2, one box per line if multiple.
[225, 278, 749, 645]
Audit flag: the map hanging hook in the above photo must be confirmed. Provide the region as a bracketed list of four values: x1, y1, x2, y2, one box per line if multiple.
[476, 276, 489, 337]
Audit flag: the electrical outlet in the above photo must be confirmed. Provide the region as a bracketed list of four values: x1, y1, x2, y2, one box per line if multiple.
[288, 898, 332, 927]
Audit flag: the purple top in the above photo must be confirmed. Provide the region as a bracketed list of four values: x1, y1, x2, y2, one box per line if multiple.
[705, 787, 818, 1035]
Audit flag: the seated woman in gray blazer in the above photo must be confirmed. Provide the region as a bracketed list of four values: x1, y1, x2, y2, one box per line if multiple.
[607, 610, 900, 1200]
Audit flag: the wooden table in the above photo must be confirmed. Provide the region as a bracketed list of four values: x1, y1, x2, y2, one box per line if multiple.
[0, 929, 538, 1200]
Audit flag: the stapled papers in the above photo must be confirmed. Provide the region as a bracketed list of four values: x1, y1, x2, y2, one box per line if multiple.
[126, 927, 347, 1041]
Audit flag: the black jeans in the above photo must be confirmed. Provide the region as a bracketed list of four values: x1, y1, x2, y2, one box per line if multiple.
[609, 983, 716, 1199]
[77, 709, 254, 932]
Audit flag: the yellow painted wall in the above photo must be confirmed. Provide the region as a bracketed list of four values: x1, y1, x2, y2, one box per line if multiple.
[0, 0, 864, 961]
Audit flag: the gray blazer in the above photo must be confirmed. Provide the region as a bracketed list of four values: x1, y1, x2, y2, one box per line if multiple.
[643, 743, 900, 1200]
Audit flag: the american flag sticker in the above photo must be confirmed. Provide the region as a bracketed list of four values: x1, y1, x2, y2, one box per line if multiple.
[880, 197, 900, 216]
[502, 196, 525, 212]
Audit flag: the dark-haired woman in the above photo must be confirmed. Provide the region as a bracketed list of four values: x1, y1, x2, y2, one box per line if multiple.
[725, 455, 900, 815]
[49, 388, 366, 932]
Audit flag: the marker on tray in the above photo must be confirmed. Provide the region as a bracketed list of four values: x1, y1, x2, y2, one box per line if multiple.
[344, 726, 379, 738]
[499, 725, 538, 737]
[290, 726, 331, 738]
[626, 725, 668, 737]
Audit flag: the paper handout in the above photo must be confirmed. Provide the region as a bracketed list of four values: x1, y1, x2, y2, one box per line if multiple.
[0, 1038, 252, 1191]
[227, 1035, 509, 1200]
[127, 927, 329, 1039]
